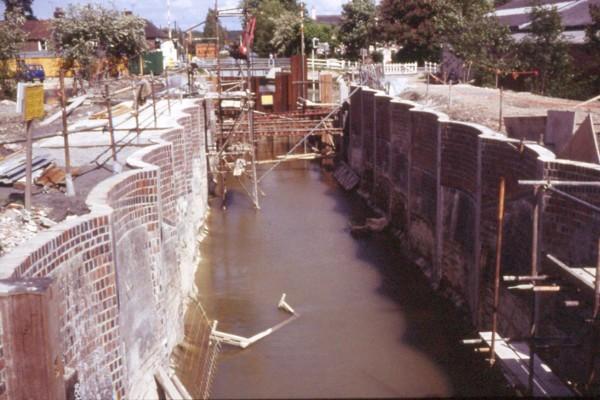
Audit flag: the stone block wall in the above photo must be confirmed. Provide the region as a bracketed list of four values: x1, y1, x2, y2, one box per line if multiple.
[0, 99, 210, 399]
[345, 86, 600, 341]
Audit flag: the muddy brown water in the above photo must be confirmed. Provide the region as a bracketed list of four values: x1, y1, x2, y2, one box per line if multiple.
[194, 160, 510, 398]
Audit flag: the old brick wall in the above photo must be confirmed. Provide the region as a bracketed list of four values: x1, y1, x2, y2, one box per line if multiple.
[372, 94, 392, 215]
[0, 99, 209, 399]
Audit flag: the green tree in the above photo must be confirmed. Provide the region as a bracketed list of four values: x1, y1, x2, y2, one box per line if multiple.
[339, 0, 376, 60]
[2, 0, 34, 20]
[203, 8, 227, 43]
[246, 0, 301, 57]
[518, 5, 572, 96]
[52, 4, 147, 82]
[270, 14, 337, 56]
[377, 0, 441, 62]
[583, 4, 600, 98]
[0, 8, 26, 97]
[438, 0, 515, 83]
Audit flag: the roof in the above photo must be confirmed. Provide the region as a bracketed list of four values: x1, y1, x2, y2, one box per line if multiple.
[19, 18, 169, 42]
[144, 19, 168, 39]
[315, 15, 342, 26]
[494, 0, 600, 30]
[22, 20, 52, 41]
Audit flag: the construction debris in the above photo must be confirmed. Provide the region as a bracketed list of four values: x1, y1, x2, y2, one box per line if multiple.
[210, 294, 299, 349]
[0, 204, 55, 257]
[333, 162, 359, 191]
[350, 217, 389, 235]
[0, 151, 52, 185]
[35, 164, 71, 188]
[90, 103, 133, 119]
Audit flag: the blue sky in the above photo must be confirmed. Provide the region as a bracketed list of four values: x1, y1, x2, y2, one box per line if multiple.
[1, 0, 346, 30]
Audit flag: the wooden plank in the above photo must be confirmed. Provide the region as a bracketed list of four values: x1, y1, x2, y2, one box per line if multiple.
[155, 367, 187, 400]
[546, 253, 595, 293]
[479, 331, 574, 397]
[39, 95, 88, 127]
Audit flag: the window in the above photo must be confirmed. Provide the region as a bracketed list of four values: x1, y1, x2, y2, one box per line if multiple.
[38, 40, 48, 51]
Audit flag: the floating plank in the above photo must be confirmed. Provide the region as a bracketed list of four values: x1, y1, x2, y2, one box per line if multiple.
[333, 162, 360, 191]
[479, 331, 574, 397]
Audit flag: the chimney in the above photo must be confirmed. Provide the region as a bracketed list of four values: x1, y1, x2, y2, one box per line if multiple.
[124, 10, 133, 16]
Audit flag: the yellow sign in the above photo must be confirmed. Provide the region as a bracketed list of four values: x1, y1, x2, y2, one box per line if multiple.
[261, 94, 273, 106]
[23, 84, 44, 121]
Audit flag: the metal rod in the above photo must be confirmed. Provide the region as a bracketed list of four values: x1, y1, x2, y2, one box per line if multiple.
[165, 68, 171, 115]
[490, 176, 506, 365]
[104, 84, 118, 162]
[547, 186, 600, 214]
[519, 180, 600, 187]
[24, 119, 33, 210]
[133, 78, 141, 139]
[499, 86, 504, 132]
[60, 70, 75, 196]
[150, 72, 158, 128]
[300, 2, 306, 101]
[246, 5, 260, 210]
[586, 238, 600, 387]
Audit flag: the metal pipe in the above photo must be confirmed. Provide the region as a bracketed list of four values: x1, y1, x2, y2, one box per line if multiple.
[150, 72, 158, 128]
[104, 84, 118, 162]
[490, 177, 506, 365]
[60, 70, 75, 196]
[586, 238, 600, 387]
[498, 87, 503, 132]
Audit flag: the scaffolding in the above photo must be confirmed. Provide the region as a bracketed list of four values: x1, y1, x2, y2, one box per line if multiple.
[206, 0, 261, 209]
[467, 177, 600, 396]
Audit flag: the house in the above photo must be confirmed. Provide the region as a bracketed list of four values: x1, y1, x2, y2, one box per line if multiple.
[14, 10, 170, 77]
[494, 0, 600, 43]
[309, 6, 342, 26]
[21, 19, 52, 53]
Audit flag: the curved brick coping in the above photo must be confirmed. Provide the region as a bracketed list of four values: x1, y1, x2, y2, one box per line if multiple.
[546, 157, 600, 173]
[0, 102, 201, 280]
[409, 106, 450, 123]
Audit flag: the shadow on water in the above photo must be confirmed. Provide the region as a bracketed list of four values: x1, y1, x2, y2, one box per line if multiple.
[320, 177, 511, 397]
[186, 160, 511, 399]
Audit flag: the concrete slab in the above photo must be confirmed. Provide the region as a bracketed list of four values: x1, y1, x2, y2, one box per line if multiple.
[504, 115, 546, 142]
[557, 115, 599, 163]
[546, 110, 576, 152]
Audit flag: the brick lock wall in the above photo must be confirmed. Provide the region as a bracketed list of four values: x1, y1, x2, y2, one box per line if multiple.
[141, 144, 177, 225]
[7, 214, 125, 398]
[361, 90, 375, 166]
[543, 160, 600, 266]
[349, 86, 363, 171]
[0, 100, 209, 399]
[440, 123, 479, 195]
[372, 95, 392, 214]
[344, 85, 600, 388]
[410, 110, 440, 226]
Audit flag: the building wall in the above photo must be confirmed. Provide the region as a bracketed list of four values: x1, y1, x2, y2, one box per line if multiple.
[0, 100, 210, 399]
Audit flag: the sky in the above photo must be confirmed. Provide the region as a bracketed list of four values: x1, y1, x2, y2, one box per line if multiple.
[1, 0, 346, 31]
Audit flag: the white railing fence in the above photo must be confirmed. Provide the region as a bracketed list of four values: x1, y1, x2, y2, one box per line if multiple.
[308, 58, 360, 71]
[383, 62, 418, 75]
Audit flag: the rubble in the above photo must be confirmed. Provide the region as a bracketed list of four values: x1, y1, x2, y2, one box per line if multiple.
[0, 204, 55, 257]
